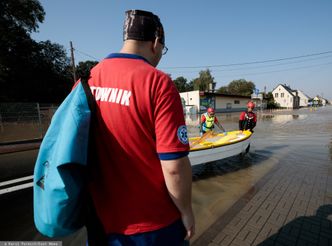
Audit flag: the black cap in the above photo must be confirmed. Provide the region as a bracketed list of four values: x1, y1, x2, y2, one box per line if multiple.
[123, 10, 165, 45]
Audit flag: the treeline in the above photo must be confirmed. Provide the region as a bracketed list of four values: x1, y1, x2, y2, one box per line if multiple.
[172, 69, 255, 96]
[0, 0, 94, 103]
[0, 0, 258, 103]
[1, 0, 68, 102]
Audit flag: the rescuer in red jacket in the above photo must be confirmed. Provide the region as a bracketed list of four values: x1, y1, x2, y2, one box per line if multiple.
[239, 101, 257, 132]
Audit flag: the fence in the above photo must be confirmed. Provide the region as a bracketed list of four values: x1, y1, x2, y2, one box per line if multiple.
[0, 103, 58, 143]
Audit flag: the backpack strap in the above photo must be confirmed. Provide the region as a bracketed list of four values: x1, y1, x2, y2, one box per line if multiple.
[80, 73, 96, 116]
[79, 70, 108, 245]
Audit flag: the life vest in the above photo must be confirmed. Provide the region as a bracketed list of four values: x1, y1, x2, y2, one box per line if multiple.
[202, 112, 215, 131]
[245, 111, 255, 121]
[242, 111, 256, 130]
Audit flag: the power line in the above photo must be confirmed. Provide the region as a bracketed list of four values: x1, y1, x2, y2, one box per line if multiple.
[74, 48, 100, 61]
[64, 45, 100, 61]
[161, 50, 332, 69]
[165, 55, 332, 74]
[214, 61, 332, 78]
[211, 55, 332, 72]
[166, 60, 332, 79]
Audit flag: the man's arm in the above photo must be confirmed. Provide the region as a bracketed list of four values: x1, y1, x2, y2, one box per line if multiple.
[215, 117, 225, 132]
[216, 122, 225, 132]
[161, 156, 195, 240]
[239, 112, 245, 131]
[200, 115, 205, 135]
[239, 120, 244, 130]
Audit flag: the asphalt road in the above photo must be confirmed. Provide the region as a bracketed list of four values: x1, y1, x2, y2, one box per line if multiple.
[0, 148, 87, 245]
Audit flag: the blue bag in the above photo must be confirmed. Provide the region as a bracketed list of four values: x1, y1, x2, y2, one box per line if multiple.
[33, 79, 95, 237]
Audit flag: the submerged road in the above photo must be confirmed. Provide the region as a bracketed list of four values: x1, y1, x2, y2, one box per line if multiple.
[1, 106, 331, 245]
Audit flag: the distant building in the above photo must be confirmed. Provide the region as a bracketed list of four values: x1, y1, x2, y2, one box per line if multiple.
[272, 84, 300, 109]
[296, 90, 311, 107]
[313, 96, 329, 106]
[320, 97, 328, 106]
[251, 92, 268, 110]
[179, 90, 251, 113]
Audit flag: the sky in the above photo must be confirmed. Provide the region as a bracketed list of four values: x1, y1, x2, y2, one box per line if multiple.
[31, 0, 332, 99]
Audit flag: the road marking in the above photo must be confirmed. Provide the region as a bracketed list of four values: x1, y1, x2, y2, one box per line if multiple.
[0, 182, 33, 195]
[0, 175, 33, 188]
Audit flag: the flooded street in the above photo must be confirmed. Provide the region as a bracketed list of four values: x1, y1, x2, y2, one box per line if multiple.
[189, 106, 332, 241]
[0, 106, 331, 245]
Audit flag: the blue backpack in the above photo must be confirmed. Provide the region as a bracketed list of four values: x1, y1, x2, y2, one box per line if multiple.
[33, 76, 97, 237]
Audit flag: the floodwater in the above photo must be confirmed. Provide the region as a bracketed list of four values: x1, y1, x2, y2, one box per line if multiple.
[0, 106, 331, 245]
[189, 106, 332, 241]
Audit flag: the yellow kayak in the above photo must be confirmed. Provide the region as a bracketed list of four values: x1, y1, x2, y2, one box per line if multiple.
[189, 130, 252, 165]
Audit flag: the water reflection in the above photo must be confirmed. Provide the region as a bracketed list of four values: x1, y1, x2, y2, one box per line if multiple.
[261, 114, 274, 120]
[330, 139, 332, 161]
[185, 113, 199, 126]
[192, 151, 272, 181]
[224, 113, 233, 119]
[269, 114, 306, 124]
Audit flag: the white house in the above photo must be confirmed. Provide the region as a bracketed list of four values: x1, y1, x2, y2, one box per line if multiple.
[296, 90, 311, 107]
[272, 84, 300, 109]
[313, 96, 329, 106]
[179, 90, 251, 113]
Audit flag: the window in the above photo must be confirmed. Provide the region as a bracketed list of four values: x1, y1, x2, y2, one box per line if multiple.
[275, 93, 278, 98]
[226, 103, 232, 109]
[234, 100, 240, 104]
[281, 93, 284, 98]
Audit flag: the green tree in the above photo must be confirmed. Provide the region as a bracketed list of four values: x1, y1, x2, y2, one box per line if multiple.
[186, 80, 194, 91]
[192, 69, 215, 91]
[226, 79, 255, 96]
[0, 0, 72, 102]
[266, 92, 279, 109]
[76, 60, 99, 79]
[0, 0, 44, 82]
[173, 76, 187, 92]
[217, 86, 229, 94]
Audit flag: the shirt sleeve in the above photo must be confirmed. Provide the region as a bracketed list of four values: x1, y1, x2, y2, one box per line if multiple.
[239, 112, 245, 120]
[214, 117, 219, 123]
[154, 74, 190, 158]
[201, 115, 206, 123]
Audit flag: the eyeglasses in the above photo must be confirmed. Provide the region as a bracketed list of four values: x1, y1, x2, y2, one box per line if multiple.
[162, 46, 168, 55]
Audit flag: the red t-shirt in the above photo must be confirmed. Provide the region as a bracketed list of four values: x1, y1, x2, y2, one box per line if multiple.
[87, 53, 189, 235]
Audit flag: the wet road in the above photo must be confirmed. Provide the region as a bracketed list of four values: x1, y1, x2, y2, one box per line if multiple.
[0, 106, 331, 245]
[0, 150, 86, 244]
[191, 106, 332, 241]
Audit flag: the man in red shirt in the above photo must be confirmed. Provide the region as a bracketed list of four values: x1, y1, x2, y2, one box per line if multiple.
[239, 101, 257, 132]
[87, 10, 194, 245]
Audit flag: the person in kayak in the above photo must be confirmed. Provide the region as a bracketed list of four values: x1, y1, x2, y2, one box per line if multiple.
[239, 101, 257, 132]
[200, 107, 225, 135]
[86, 9, 194, 246]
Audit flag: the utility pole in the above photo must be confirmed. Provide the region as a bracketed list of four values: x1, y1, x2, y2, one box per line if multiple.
[70, 41, 77, 83]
